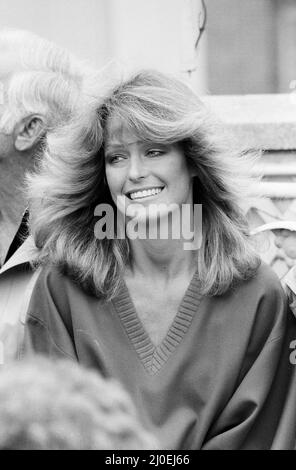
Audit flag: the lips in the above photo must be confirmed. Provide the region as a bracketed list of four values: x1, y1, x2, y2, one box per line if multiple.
[127, 187, 164, 200]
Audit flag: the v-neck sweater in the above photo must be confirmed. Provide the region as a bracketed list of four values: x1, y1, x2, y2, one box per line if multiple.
[112, 272, 202, 375]
[24, 262, 296, 449]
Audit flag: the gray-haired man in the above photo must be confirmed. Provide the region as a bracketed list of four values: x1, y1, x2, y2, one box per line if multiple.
[0, 29, 90, 363]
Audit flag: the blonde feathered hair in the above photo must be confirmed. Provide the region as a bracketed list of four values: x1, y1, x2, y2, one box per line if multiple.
[27, 69, 260, 300]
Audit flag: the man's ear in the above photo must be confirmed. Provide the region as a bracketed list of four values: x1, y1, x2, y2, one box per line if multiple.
[14, 115, 46, 152]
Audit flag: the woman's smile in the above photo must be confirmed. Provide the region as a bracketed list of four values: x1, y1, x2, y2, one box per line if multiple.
[126, 186, 165, 201]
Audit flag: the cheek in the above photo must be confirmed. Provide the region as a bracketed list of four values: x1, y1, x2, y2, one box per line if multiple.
[164, 159, 189, 182]
[105, 167, 119, 194]
[172, 153, 193, 182]
[174, 165, 193, 188]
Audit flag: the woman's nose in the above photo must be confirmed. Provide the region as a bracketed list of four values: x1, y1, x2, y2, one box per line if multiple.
[127, 155, 148, 181]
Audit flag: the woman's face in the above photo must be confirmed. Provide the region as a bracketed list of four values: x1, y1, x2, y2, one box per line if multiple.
[104, 116, 194, 218]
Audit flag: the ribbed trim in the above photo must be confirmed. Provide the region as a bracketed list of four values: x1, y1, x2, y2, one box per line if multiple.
[112, 272, 202, 375]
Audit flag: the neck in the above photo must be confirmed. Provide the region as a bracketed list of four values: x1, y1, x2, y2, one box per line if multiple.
[124, 204, 198, 280]
[128, 237, 197, 281]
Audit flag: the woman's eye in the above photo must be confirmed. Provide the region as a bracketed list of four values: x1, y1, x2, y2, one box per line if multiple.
[146, 149, 164, 158]
[106, 155, 126, 164]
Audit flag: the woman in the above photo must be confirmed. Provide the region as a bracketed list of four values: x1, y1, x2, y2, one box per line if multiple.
[24, 70, 296, 449]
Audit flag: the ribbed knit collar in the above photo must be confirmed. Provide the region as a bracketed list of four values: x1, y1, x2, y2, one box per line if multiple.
[112, 272, 202, 375]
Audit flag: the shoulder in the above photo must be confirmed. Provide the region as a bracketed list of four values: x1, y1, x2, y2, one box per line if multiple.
[209, 262, 288, 348]
[31, 264, 68, 300]
[33, 264, 86, 298]
[234, 261, 285, 302]
[233, 262, 288, 342]
[27, 264, 85, 326]
[253, 261, 284, 290]
[216, 262, 286, 318]
[25, 265, 82, 360]
[34, 264, 99, 300]
[28, 263, 101, 318]
[35, 264, 67, 287]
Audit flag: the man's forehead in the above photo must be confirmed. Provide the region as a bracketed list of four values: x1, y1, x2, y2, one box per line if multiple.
[0, 47, 22, 80]
[0, 49, 23, 106]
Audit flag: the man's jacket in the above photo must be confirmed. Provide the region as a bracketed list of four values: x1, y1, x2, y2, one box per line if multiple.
[0, 237, 40, 364]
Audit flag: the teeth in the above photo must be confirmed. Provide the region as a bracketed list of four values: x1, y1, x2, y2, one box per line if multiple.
[129, 187, 162, 200]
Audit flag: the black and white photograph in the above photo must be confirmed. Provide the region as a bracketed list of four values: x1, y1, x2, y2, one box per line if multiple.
[0, 0, 296, 453]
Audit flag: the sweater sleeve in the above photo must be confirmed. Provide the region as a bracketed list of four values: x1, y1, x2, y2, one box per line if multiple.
[23, 267, 78, 361]
[203, 275, 296, 450]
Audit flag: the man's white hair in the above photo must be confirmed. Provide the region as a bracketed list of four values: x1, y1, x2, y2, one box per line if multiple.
[0, 28, 90, 133]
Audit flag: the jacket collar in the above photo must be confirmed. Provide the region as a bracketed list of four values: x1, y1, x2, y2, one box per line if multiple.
[0, 236, 38, 275]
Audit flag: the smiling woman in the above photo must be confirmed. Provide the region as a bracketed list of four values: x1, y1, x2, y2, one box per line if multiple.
[24, 69, 296, 449]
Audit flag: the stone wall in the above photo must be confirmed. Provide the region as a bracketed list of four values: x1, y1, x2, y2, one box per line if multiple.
[204, 93, 296, 280]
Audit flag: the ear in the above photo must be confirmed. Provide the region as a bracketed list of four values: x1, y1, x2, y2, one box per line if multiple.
[14, 115, 46, 152]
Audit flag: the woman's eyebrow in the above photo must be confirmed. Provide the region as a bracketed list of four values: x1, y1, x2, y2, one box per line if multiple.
[104, 143, 127, 155]
[105, 143, 123, 151]
[105, 139, 142, 152]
